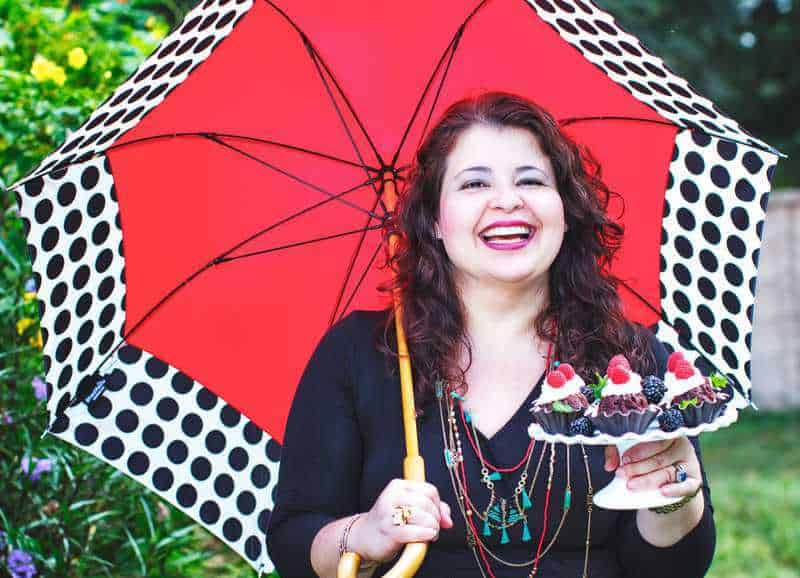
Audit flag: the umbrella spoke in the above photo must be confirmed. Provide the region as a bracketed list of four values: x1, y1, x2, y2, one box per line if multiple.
[391, 0, 491, 167]
[204, 134, 383, 221]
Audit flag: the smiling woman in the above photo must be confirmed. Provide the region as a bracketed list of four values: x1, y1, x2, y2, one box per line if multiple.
[267, 93, 716, 578]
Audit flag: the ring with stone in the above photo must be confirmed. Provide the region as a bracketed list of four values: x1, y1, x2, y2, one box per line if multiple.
[672, 462, 688, 483]
[391, 505, 412, 526]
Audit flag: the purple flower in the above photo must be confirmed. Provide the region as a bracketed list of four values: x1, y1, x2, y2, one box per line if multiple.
[31, 377, 47, 402]
[20, 456, 53, 482]
[23, 278, 37, 293]
[7, 549, 37, 578]
[2, 412, 13, 424]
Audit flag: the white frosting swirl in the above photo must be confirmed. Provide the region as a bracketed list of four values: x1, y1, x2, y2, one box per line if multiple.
[601, 371, 642, 397]
[535, 373, 585, 406]
[663, 370, 705, 406]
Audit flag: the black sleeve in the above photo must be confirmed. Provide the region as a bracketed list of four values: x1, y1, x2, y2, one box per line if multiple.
[266, 315, 363, 578]
[615, 331, 716, 578]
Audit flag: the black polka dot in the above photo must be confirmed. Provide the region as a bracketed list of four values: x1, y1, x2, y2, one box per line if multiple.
[77, 348, 93, 371]
[34, 199, 53, 224]
[64, 210, 82, 234]
[191, 457, 212, 481]
[46, 255, 64, 279]
[99, 331, 115, 354]
[57, 365, 72, 388]
[69, 237, 87, 262]
[116, 409, 139, 433]
[243, 421, 263, 444]
[724, 263, 744, 286]
[199, 501, 220, 524]
[177, 484, 197, 508]
[251, 465, 270, 488]
[697, 304, 715, 327]
[95, 248, 113, 273]
[673, 317, 692, 345]
[214, 473, 234, 498]
[55, 338, 73, 362]
[721, 319, 739, 341]
[722, 291, 741, 314]
[88, 396, 111, 419]
[182, 413, 203, 437]
[131, 382, 153, 405]
[223, 518, 243, 542]
[730, 207, 749, 230]
[142, 424, 165, 448]
[229, 447, 249, 471]
[87, 193, 106, 217]
[702, 222, 721, 245]
[205, 430, 226, 454]
[76, 293, 93, 317]
[25, 177, 44, 196]
[42, 226, 60, 251]
[258, 509, 272, 534]
[266, 439, 282, 462]
[54, 310, 72, 335]
[727, 235, 746, 258]
[171, 371, 193, 392]
[742, 151, 763, 174]
[101, 436, 124, 460]
[145, 358, 169, 379]
[119, 345, 142, 364]
[92, 222, 110, 245]
[699, 249, 718, 272]
[679, 180, 699, 203]
[127, 452, 150, 476]
[72, 265, 90, 290]
[705, 193, 724, 217]
[106, 368, 127, 391]
[749, 276, 757, 296]
[722, 346, 738, 369]
[221, 404, 241, 427]
[697, 277, 716, 300]
[676, 208, 695, 231]
[237, 491, 256, 515]
[691, 130, 711, 147]
[699, 332, 716, 354]
[98, 276, 115, 300]
[673, 290, 690, 314]
[167, 440, 189, 464]
[674, 235, 693, 258]
[752, 248, 760, 267]
[51, 282, 68, 306]
[735, 179, 755, 202]
[710, 165, 730, 188]
[716, 140, 738, 160]
[152, 467, 174, 491]
[75, 423, 99, 446]
[197, 387, 218, 410]
[157, 398, 179, 421]
[684, 152, 705, 175]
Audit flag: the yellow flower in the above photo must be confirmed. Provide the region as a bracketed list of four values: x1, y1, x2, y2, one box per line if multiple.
[67, 47, 88, 70]
[16, 317, 36, 335]
[23, 292, 37, 303]
[145, 15, 156, 29]
[30, 55, 67, 86]
[29, 330, 43, 349]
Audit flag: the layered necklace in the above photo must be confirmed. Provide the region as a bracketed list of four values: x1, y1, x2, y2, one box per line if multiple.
[435, 340, 594, 577]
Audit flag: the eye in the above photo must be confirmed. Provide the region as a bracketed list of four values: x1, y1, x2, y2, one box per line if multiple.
[517, 178, 545, 187]
[461, 180, 489, 190]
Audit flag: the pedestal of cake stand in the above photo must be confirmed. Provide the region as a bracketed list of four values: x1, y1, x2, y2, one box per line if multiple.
[592, 437, 682, 510]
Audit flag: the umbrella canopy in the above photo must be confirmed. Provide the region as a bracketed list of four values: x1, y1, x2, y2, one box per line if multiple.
[11, 0, 780, 573]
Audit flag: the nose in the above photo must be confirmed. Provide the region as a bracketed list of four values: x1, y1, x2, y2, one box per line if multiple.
[488, 183, 524, 211]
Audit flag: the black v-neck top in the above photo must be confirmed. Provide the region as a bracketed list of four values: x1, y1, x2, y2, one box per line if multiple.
[267, 310, 716, 577]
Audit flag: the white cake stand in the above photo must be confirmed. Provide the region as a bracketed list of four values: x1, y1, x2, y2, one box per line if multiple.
[527, 398, 744, 510]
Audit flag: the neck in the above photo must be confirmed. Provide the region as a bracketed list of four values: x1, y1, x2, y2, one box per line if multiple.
[455, 272, 551, 352]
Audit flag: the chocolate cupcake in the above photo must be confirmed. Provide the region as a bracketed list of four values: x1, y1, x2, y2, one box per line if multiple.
[530, 363, 589, 434]
[587, 355, 659, 435]
[663, 352, 730, 427]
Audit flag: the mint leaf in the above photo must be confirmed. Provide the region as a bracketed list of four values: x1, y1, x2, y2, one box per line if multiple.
[589, 372, 607, 400]
[710, 372, 728, 390]
[679, 397, 700, 409]
[552, 400, 575, 413]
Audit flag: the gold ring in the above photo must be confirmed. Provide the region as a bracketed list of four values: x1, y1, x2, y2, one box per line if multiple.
[391, 505, 412, 526]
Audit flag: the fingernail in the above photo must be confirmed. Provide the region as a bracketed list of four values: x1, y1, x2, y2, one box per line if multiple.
[621, 455, 631, 465]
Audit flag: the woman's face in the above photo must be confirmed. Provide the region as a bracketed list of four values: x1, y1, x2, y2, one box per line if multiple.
[436, 124, 566, 289]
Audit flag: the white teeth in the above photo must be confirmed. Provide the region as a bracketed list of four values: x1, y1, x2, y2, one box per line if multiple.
[481, 225, 531, 238]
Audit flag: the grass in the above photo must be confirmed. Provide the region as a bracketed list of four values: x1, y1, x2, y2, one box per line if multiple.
[702, 409, 800, 578]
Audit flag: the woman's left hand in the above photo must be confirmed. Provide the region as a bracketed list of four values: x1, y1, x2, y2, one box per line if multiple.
[604, 437, 702, 498]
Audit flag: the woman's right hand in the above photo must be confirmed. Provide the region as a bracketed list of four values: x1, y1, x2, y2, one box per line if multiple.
[349, 479, 454, 563]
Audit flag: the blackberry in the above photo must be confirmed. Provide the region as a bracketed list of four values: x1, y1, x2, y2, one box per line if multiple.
[580, 385, 596, 404]
[642, 375, 667, 404]
[658, 408, 685, 432]
[569, 417, 595, 436]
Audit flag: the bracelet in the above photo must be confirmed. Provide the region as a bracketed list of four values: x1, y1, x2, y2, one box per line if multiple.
[648, 486, 703, 514]
[338, 514, 363, 557]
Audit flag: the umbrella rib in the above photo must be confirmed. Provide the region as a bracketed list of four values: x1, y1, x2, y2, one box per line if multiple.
[390, 0, 491, 167]
[335, 236, 386, 326]
[218, 224, 385, 263]
[618, 279, 748, 400]
[328, 189, 387, 326]
[204, 134, 383, 221]
[260, 0, 384, 168]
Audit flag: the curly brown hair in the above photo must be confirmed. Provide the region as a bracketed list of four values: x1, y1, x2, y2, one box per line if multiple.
[376, 92, 655, 412]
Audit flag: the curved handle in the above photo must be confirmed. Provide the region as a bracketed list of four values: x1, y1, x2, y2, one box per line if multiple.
[336, 174, 428, 578]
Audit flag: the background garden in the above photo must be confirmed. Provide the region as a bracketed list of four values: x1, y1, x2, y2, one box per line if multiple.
[1, 0, 798, 576]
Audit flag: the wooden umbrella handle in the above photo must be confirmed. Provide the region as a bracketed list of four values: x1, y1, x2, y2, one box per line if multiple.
[337, 174, 428, 578]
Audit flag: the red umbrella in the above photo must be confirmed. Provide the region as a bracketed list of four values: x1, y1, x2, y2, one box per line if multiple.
[11, 0, 779, 574]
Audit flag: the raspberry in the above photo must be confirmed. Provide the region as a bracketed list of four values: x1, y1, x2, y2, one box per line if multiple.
[608, 365, 630, 384]
[642, 375, 667, 404]
[546, 371, 567, 388]
[667, 351, 685, 372]
[558, 363, 576, 380]
[674, 360, 695, 380]
[658, 408, 685, 432]
[608, 354, 631, 371]
[569, 417, 595, 436]
[580, 385, 596, 404]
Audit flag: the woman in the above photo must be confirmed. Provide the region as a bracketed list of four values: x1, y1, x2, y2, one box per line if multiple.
[266, 93, 715, 577]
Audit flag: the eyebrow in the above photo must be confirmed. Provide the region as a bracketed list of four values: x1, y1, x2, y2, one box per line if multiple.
[454, 165, 550, 179]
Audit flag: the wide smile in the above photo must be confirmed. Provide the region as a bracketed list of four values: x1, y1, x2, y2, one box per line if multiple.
[479, 225, 535, 251]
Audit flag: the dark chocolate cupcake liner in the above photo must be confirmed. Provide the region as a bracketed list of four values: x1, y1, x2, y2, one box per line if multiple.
[590, 407, 659, 436]
[531, 408, 581, 435]
[679, 395, 730, 428]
